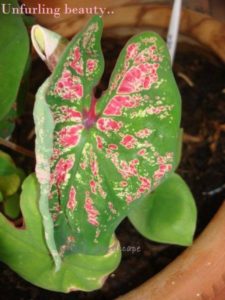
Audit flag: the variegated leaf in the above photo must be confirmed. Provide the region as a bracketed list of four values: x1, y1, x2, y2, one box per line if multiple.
[35, 16, 181, 258]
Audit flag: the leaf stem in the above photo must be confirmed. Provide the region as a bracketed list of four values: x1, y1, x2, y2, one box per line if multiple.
[0, 138, 35, 158]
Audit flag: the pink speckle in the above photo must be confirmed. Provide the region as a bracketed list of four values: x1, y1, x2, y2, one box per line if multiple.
[55, 70, 83, 100]
[134, 53, 146, 65]
[52, 157, 74, 185]
[157, 156, 167, 165]
[90, 180, 97, 194]
[80, 162, 87, 170]
[120, 135, 137, 149]
[97, 118, 122, 132]
[120, 181, 128, 187]
[60, 107, 82, 122]
[58, 124, 84, 148]
[119, 159, 139, 179]
[144, 76, 151, 88]
[149, 45, 156, 52]
[154, 164, 172, 181]
[135, 128, 152, 139]
[90, 154, 99, 177]
[126, 194, 133, 204]
[70, 47, 84, 75]
[138, 176, 151, 194]
[74, 84, 83, 98]
[87, 59, 97, 73]
[108, 144, 118, 150]
[51, 148, 61, 161]
[67, 186, 77, 211]
[84, 193, 99, 227]
[126, 43, 138, 60]
[108, 202, 117, 214]
[104, 95, 140, 116]
[138, 149, 147, 156]
[98, 186, 107, 199]
[118, 63, 159, 94]
[134, 45, 159, 65]
[146, 106, 166, 115]
[96, 136, 103, 150]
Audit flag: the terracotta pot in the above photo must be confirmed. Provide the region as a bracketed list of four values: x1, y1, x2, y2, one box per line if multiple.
[23, 1, 225, 62]
[118, 202, 225, 300]
[23, 1, 225, 299]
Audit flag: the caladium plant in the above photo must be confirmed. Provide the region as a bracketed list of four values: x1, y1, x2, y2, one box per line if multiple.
[34, 15, 182, 263]
[0, 16, 196, 293]
[33, 15, 196, 266]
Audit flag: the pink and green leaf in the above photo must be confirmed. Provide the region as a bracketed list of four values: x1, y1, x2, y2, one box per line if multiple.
[35, 16, 181, 258]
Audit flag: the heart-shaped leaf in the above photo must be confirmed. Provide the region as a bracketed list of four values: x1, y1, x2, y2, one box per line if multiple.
[128, 173, 197, 246]
[34, 16, 181, 260]
[0, 174, 121, 292]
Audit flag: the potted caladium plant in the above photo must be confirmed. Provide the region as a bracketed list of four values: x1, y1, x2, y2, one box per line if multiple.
[1, 1, 225, 299]
[0, 14, 197, 293]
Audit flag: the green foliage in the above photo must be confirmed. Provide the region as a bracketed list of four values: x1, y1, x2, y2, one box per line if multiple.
[0, 151, 25, 219]
[128, 173, 197, 246]
[0, 175, 121, 292]
[0, 15, 197, 293]
[0, 0, 29, 122]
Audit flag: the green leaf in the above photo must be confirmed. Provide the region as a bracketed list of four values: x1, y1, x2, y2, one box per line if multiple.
[22, 15, 35, 27]
[3, 193, 20, 219]
[0, 150, 17, 176]
[0, 174, 121, 292]
[128, 173, 197, 246]
[0, 55, 31, 138]
[34, 16, 181, 258]
[0, 151, 21, 196]
[0, 0, 29, 120]
[0, 174, 20, 197]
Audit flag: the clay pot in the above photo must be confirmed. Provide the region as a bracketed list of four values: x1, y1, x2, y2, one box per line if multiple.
[23, 1, 225, 62]
[23, 1, 225, 299]
[118, 202, 225, 300]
